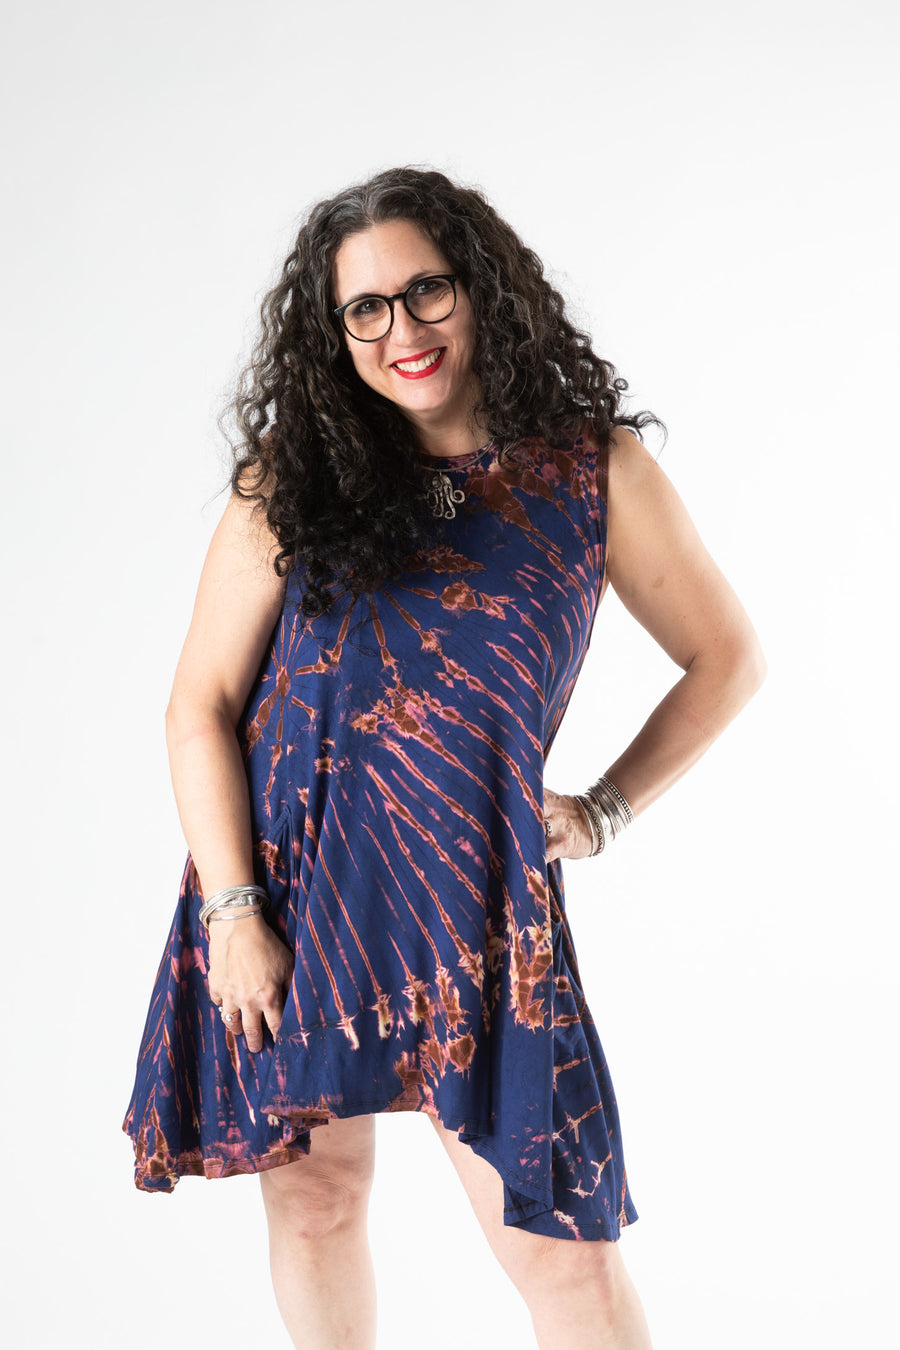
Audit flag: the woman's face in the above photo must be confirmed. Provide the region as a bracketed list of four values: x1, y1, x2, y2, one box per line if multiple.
[332, 219, 480, 448]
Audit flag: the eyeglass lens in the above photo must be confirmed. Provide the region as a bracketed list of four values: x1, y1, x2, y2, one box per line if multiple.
[343, 276, 456, 340]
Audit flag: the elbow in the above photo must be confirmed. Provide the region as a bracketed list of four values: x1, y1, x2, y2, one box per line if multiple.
[727, 629, 767, 708]
[688, 627, 766, 713]
[744, 630, 767, 696]
[164, 692, 188, 756]
[165, 688, 232, 756]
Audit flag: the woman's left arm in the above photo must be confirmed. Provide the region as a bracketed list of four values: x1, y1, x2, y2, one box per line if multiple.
[545, 427, 766, 860]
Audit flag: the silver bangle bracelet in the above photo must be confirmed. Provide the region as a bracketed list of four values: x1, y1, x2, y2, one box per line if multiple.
[595, 775, 634, 825]
[208, 907, 264, 924]
[585, 787, 626, 841]
[199, 884, 270, 933]
[575, 792, 606, 855]
[579, 775, 634, 855]
[572, 795, 599, 856]
[585, 781, 631, 840]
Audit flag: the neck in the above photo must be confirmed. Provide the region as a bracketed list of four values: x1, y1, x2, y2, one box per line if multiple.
[403, 396, 489, 460]
[417, 427, 485, 458]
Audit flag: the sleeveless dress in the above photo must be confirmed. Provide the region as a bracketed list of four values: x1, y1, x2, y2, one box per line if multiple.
[123, 428, 638, 1242]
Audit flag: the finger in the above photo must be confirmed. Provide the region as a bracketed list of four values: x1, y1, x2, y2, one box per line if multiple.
[218, 1004, 243, 1035]
[544, 815, 567, 859]
[242, 1013, 264, 1054]
[544, 810, 584, 862]
[262, 997, 286, 1042]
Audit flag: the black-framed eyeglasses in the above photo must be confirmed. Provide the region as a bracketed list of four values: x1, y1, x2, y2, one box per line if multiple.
[333, 274, 459, 342]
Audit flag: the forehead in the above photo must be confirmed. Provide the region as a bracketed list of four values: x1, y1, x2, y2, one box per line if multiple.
[332, 219, 450, 303]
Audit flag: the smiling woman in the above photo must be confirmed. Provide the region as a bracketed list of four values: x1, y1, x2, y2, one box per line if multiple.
[333, 224, 480, 449]
[124, 167, 764, 1350]
[214, 167, 660, 620]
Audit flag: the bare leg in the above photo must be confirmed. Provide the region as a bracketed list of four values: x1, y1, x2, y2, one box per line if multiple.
[259, 1114, 377, 1350]
[428, 1115, 652, 1350]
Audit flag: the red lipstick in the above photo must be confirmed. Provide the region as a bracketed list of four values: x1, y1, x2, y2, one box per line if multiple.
[391, 348, 446, 380]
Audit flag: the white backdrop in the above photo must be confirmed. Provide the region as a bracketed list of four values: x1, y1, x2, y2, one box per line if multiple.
[3, 1, 897, 1346]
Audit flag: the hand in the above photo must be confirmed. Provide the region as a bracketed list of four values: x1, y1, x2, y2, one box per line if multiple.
[543, 787, 594, 863]
[208, 914, 294, 1053]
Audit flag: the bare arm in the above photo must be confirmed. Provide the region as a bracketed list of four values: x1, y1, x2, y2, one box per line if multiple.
[166, 490, 291, 1049]
[166, 492, 287, 887]
[545, 428, 766, 859]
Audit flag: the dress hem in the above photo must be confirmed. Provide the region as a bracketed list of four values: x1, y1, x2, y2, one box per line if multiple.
[123, 1101, 638, 1242]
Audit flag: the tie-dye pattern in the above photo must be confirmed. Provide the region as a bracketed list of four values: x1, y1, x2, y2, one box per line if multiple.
[124, 428, 638, 1241]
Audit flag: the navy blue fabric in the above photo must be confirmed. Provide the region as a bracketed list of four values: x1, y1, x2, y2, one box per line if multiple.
[124, 430, 637, 1241]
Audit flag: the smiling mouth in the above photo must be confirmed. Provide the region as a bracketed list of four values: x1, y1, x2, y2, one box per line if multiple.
[391, 348, 446, 379]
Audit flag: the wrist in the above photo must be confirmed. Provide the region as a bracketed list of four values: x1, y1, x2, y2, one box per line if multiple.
[207, 909, 267, 941]
[199, 884, 270, 932]
[576, 774, 635, 857]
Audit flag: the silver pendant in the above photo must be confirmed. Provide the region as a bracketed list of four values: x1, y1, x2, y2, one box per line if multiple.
[425, 473, 466, 520]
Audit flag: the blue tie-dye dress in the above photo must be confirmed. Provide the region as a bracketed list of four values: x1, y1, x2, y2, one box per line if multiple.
[124, 427, 638, 1242]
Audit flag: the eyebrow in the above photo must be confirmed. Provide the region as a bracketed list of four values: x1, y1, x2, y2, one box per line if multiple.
[339, 269, 441, 307]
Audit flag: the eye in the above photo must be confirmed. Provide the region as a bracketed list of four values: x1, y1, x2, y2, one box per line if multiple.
[411, 277, 442, 297]
[350, 297, 385, 317]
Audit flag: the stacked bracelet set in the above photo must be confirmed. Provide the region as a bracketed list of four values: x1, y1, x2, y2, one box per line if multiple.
[573, 776, 634, 856]
[199, 885, 270, 933]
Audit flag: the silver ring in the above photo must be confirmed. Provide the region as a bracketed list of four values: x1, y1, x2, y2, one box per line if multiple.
[220, 1009, 235, 1024]
[544, 818, 552, 841]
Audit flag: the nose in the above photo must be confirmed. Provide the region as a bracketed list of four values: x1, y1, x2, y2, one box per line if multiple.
[389, 301, 430, 348]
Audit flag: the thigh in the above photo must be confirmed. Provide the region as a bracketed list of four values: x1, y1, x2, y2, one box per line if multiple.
[260, 1113, 377, 1202]
[428, 1114, 507, 1245]
[427, 1114, 622, 1290]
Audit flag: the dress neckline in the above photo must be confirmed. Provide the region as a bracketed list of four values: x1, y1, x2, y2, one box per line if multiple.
[417, 439, 497, 472]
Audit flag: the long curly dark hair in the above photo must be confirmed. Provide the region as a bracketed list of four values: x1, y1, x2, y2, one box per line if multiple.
[224, 167, 663, 617]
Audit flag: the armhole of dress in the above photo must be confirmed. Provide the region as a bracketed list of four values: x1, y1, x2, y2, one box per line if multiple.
[596, 433, 610, 595]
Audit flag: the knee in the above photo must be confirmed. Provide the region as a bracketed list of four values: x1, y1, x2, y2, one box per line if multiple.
[504, 1232, 623, 1305]
[261, 1162, 373, 1242]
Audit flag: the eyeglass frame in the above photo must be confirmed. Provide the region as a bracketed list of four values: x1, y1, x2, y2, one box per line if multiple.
[332, 273, 460, 343]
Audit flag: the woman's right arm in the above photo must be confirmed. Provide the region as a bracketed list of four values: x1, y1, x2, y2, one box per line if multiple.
[165, 489, 292, 1052]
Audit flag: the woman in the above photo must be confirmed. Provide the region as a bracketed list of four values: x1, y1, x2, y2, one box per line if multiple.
[124, 167, 764, 1349]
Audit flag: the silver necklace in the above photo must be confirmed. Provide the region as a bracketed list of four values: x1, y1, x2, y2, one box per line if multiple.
[420, 439, 496, 520]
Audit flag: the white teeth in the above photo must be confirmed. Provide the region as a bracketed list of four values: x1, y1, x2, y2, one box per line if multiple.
[394, 349, 442, 373]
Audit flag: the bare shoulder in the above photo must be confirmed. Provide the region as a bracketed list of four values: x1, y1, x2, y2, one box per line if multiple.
[605, 426, 694, 571]
[607, 425, 667, 498]
[205, 485, 285, 585]
[604, 426, 764, 676]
